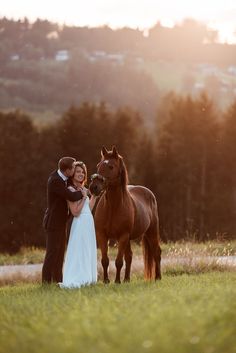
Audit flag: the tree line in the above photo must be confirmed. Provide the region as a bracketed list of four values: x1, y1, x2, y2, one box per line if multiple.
[0, 94, 236, 252]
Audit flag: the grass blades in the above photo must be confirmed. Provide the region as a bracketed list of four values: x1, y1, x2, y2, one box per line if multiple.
[0, 273, 235, 353]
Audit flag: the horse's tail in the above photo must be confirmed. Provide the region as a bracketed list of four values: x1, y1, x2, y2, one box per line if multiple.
[142, 236, 155, 280]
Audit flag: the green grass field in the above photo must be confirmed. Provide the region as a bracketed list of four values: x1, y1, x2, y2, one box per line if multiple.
[0, 272, 235, 353]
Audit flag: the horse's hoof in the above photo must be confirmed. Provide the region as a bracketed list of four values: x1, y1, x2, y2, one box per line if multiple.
[115, 279, 121, 284]
[104, 279, 110, 284]
[123, 278, 130, 283]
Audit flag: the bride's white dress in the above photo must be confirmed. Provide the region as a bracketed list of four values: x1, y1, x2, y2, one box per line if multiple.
[60, 196, 97, 288]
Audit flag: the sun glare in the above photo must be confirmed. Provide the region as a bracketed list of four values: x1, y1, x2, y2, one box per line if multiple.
[160, 19, 175, 29]
[209, 22, 236, 44]
[0, 0, 235, 43]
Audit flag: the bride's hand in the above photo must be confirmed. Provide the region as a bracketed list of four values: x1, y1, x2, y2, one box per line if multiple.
[81, 188, 87, 198]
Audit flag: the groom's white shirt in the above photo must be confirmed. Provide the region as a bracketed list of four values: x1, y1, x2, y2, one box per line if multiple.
[57, 169, 68, 182]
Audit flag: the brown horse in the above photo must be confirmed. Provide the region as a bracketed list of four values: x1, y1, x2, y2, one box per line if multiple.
[92, 146, 161, 283]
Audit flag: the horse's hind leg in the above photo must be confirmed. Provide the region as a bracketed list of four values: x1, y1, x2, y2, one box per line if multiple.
[115, 234, 129, 284]
[146, 227, 162, 280]
[155, 244, 162, 280]
[124, 241, 133, 282]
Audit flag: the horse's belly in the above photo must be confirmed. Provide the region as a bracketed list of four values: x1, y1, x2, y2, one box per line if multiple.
[129, 200, 152, 237]
[130, 218, 150, 239]
[106, 220, 133, 239]
[95, 216, 132, 240]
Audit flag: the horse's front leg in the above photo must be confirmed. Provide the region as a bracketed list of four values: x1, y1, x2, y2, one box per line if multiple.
[115, 234, 129, 284]
[98, 235, 110, 284]
[124, 241, 133, 282]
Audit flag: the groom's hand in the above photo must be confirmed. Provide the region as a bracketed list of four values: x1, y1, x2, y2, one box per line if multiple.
[81, 189, 87, 198]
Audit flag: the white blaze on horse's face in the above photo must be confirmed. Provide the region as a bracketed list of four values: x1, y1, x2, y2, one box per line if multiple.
[99, 158, 118, 179]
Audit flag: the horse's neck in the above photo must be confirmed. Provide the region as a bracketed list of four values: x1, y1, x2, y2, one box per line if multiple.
[106, 184, 129, 204]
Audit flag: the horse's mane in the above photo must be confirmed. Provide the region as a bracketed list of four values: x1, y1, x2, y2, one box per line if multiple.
[119, 155, 129, 190]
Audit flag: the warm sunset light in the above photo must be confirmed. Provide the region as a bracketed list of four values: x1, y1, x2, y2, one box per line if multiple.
[1, 2, 236, 353]
[1, 0, 236, 43]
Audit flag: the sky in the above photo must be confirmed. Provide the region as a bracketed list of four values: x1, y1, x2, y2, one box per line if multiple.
[1, 0, 236, 43]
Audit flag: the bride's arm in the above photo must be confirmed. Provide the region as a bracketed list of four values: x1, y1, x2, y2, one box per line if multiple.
[67, 186, 87, 217]
[68, 197, 86, 217]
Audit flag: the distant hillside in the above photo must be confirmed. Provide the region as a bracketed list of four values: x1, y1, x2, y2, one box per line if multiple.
[0, 17, 236, 122]
[140, 60, 236, 109]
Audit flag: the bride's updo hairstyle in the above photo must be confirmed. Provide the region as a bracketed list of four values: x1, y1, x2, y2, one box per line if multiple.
[68, 161, 88, 187]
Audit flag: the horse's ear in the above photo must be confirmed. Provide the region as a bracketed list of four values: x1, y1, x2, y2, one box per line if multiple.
[112, 145, 118, 158]
[101, 146, 108, 158]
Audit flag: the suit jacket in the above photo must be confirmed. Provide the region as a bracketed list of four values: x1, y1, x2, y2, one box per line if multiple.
[43, 170, 83, 231]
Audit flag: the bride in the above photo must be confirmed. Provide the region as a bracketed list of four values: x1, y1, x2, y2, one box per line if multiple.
[59, 161, 97, 288]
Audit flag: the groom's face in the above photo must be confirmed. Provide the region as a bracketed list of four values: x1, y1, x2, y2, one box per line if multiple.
[65, 163, 75, 177]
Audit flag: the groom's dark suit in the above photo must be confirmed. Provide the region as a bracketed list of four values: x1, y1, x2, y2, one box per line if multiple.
[42, 170, 83, 283]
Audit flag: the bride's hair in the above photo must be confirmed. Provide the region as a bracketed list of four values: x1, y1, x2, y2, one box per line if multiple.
[68, 161, 87, 187]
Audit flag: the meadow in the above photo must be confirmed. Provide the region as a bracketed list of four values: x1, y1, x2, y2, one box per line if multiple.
[1, 241, 235, 285]
[0, 272, 235, 353]
[1, 240, 235, 266]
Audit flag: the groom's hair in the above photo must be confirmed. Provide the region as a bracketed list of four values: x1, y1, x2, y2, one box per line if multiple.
[58, 157, 76, 172]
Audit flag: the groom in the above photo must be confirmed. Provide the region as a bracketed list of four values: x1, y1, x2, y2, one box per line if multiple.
[42, 157, 83, 284]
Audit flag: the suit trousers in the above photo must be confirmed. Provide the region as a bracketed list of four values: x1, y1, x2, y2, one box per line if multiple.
[42, 228, 67, 283]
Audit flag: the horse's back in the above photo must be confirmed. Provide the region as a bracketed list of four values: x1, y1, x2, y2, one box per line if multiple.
[128, 185, 157, 207]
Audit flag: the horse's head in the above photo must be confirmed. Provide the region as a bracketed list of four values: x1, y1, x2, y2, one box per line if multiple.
[97, 146, 128, 188]
[89, 173, 106, 196]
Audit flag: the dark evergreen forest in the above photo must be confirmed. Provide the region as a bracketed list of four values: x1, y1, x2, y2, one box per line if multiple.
[1, 95, 236, 252]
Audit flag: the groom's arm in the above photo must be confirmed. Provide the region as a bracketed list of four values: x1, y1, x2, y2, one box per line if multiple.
[51, 178, 83, 201]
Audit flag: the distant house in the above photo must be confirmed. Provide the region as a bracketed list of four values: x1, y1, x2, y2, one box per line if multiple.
[228, 66, 236, 76]
[87, 50, 125, 64]
[10, 54, 20, 61]
[197, 63, 219, 76]
[93, 50, 106, 58]
[55, 50, 69, 61]
[135, 57, 144, 64]
[47, 31, 59, 40]
[87, 50, 106, 62]
[194, 82, 205, 91]
[107, 53, 124, 64]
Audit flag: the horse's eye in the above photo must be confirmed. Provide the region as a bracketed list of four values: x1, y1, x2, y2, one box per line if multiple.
[109, 165, 113, 170]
